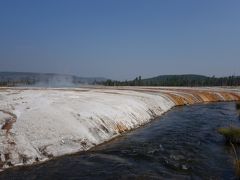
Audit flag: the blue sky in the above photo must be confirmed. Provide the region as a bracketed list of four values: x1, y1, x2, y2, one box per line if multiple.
[0, 0, 240, 80]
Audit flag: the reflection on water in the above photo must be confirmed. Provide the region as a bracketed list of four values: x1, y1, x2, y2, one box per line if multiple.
[0, 102, 240, 179]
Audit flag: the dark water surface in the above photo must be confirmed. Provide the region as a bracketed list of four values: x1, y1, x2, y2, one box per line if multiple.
[1, 102, 240, 180]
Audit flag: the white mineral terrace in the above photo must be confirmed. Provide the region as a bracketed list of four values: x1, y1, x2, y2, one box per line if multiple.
[0, 87, 240, 170]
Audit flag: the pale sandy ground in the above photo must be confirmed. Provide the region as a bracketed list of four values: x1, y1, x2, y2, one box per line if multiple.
[0, 86, 240, 170]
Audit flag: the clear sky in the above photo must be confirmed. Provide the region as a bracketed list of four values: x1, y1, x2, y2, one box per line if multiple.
[0, 0, 240, 80]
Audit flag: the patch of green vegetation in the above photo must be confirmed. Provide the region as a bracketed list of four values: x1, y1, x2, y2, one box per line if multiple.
[218, 127, 240, 143]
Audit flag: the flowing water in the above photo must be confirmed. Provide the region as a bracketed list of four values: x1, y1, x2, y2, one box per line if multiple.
[1, 102, 240, 180]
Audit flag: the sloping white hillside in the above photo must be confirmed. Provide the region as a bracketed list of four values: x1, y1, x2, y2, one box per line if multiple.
[0, 87, 239, 170]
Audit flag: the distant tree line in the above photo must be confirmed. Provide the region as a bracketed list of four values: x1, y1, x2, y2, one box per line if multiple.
[0, 79, 36, 87]
[0, 78, 101, 87]
[100, 75, 240, 87]
[2, 74, 240, 87]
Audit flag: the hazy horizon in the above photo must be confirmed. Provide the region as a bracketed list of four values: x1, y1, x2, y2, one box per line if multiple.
[1, 71, 239, 81]
[1, 0, 240, 80]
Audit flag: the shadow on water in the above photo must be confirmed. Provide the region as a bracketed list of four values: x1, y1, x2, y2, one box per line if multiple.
[237, 101, 240, 121]
[1, 102, 240, 180]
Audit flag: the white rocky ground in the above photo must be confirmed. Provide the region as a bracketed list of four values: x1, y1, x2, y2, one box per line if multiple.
[0, 87, 239, 170]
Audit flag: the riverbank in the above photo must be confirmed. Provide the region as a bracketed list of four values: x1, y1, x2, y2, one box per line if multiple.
[0, 87, 240, 171]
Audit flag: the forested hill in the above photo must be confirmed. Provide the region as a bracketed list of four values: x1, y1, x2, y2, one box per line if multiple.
[103, 74, 240, 86]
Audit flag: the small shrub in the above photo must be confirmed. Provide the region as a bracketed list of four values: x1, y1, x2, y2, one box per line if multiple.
[218, 127, 240, 143]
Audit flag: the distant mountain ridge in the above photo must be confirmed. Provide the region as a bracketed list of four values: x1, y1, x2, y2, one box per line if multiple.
[103, 74, 240, 86]
[1, 72, 240, 87]
[0, 72, 107, 87]
[144, 74, 208, 81]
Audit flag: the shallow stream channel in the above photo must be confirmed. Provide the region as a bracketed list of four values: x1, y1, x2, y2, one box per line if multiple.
[1, 102, 240, 179]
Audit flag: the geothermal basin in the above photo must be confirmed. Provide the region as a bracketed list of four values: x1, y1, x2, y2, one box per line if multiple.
[0, 87, 240, 171]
